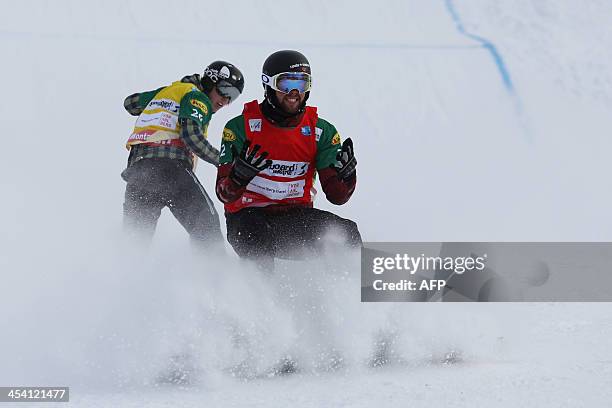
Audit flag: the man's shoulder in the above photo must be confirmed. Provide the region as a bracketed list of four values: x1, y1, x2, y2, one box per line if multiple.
[223, 114, 246, 143]
[315, 116, 337, 131]
[170, 80, 200, 92]
[180, 87, 211, 108]
[167, 81, 208, 105]
[314, 115, 339, 145]
[225, 114, 245, 128]
[157, 80, 198, 100]
[301, 104, 337, 134]
[177, 86, 212, 122]
[220, 114, 247, 164]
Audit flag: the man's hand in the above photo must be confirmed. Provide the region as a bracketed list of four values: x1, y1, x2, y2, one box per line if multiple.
[230, 140, 273, 186]
[334, 138, 357, 181]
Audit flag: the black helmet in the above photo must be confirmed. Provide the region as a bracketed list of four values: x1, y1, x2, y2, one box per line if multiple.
[261, 50, 311, 117]
[262, 50, 311, 79]
[201, 61, 244, 103]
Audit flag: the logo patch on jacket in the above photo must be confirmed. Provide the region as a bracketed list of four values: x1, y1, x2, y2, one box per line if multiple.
[222, 129, 236, 142]
[262, 160, 309, 178]
[301, 126, 311, 136]
[331, 133, 341, 145]
[315, 127, 323, 142]
[190, 99, 208, 115]
[249, 119, 262, 132]
[148, 98, 180, 113]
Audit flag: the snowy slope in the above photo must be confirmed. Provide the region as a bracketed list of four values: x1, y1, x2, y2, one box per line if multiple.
[1, 1, 612, 407]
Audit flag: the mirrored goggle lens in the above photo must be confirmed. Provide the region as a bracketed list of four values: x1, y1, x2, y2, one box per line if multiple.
[266, 72, 312, 94]
[216, 80, 241, 103]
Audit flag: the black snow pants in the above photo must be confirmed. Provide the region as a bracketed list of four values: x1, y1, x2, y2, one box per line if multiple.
[225, 206, 362, 270]
[122, 158, 222, 248]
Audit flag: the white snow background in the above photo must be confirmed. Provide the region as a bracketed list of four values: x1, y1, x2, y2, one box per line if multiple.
[1, 0, 612, 406]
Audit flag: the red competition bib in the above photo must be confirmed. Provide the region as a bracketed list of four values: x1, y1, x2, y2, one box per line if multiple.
[225, 100, 318, 213]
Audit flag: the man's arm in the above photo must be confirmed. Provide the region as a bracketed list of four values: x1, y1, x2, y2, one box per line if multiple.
[216, 139, 272, 204]
[319, 167, 356, 205]
[315, 119, 357, 205]
[179, 118, 220, 166]
[216, 163, 247, 203]
[216, 119, 247, 203]
[178, 92, 219, 166]
[123, 87, 164, 116]
[124, 93, 144, 116]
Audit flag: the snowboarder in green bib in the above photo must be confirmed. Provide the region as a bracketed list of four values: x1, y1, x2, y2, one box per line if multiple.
[122, 61, 244, 249]
[216, 50, 361, 269]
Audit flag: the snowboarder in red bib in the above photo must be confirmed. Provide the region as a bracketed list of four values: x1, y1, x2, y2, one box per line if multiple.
[216, 50, 362, 269]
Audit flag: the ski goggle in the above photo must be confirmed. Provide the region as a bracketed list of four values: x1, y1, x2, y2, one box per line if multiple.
[216, 80, 241, 103]
[261, 72, 312, 94]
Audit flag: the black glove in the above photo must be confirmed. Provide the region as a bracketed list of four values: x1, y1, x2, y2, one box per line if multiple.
[230, 140, 273, 187]
[334, 138, 357, 180]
